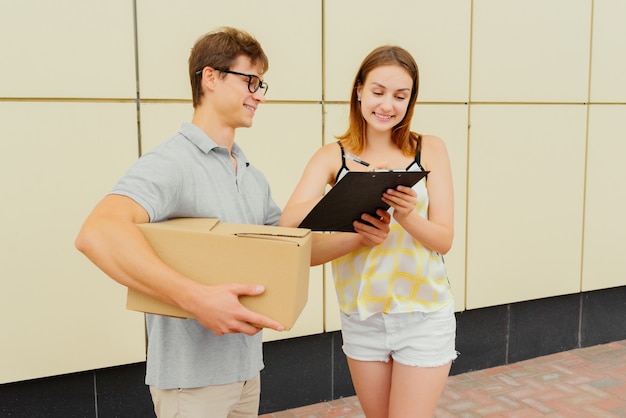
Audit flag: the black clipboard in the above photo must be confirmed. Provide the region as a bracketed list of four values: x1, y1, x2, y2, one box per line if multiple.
[298, 170, 428, 232]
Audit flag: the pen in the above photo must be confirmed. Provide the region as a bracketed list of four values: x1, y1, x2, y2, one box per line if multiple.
[345, 153, 370, 167]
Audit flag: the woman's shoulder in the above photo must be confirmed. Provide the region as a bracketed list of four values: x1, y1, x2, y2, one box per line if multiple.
[300, 141, 344, 183]
[311, 141, 343, 162]
[419, 133, 444, 143]
[418, 134, 451, 169]
[419, 133, 448, 152]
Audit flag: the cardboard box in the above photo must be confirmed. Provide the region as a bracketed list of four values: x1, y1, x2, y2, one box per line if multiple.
[126, 218, 311, 330]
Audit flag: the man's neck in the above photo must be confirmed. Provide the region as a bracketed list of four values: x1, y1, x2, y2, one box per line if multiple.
[191, 108, 236, 151]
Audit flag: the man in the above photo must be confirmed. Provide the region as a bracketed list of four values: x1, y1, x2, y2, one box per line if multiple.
[75, 27, 389, 417]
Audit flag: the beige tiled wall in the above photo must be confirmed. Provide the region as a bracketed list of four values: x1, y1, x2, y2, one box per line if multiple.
[135, 0, 322, 101]
[466, 105, 587, 307]
[0, 0, 141, 384]
[582, 105, 626, 291]
[2, 0, 625, 383]
[0, 102, 145, 383]
[0, 0, 136, 99]
[324, 0, 471, 103]
[471, 0, 591, 103]
[589, 1, 626, 102]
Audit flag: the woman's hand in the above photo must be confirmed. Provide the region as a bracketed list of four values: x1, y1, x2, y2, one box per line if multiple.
[383, 185, 417, 223]
[353, 209, 391, 247]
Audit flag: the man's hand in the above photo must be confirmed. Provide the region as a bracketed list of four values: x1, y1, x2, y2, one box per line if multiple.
[185, 283, 284, 336]
[353, 209, 391, 247]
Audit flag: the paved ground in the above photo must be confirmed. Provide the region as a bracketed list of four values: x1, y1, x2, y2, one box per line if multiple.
[260, 339, 626, 417]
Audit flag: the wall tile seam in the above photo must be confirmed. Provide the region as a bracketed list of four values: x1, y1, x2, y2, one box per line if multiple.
[3, 98, 625, 105]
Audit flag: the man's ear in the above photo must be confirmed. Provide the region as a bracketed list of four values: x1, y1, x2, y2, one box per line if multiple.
[199, 67, 218, 92]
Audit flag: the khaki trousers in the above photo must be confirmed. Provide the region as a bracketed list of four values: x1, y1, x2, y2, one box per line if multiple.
[149, 373, 261, 418]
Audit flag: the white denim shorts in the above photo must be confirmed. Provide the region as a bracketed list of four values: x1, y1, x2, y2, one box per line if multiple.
[340, 302, 458, 367]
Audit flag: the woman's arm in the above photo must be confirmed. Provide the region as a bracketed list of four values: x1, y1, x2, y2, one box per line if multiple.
[279, 144, 339, 227]
[382, 135, 454, 254]
[280, 143, 391, 263]
[310, 209, 391, 265]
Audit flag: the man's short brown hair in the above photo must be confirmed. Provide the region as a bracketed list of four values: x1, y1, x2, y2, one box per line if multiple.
[189, 27, 268, 108]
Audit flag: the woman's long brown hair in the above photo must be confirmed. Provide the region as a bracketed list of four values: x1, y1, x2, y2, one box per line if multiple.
[337, 45, 420, 156]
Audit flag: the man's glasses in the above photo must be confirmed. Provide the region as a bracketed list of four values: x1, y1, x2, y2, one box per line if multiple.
[195, 67, 269, 95]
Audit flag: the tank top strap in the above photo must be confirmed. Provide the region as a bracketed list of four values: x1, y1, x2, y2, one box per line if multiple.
[337, 140, 346, 157]
[335, 141, 349, 183]
[414, 135, 425, 171]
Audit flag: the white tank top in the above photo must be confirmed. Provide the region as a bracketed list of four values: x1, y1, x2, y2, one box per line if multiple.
[331, 140, 453, 319]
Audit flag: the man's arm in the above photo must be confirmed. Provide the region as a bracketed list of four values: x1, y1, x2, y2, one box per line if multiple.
[75, 194, 284, 335]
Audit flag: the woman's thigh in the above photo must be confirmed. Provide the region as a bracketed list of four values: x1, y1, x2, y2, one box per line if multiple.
[389, 361, 451, 418]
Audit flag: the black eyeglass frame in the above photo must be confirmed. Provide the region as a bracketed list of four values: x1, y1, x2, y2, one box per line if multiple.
[195, 67, 268, 95]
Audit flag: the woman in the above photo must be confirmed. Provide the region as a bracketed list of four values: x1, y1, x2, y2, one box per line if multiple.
[280, 45, 457, 417]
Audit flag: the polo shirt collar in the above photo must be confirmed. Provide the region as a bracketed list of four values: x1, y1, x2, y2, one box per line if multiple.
[179, 122, 249, 164]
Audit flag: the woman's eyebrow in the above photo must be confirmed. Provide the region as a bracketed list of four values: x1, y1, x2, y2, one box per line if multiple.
[371, 82, 411, 92]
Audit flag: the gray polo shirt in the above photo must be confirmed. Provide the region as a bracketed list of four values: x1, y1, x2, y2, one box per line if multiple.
[111, 122, 281, 389]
